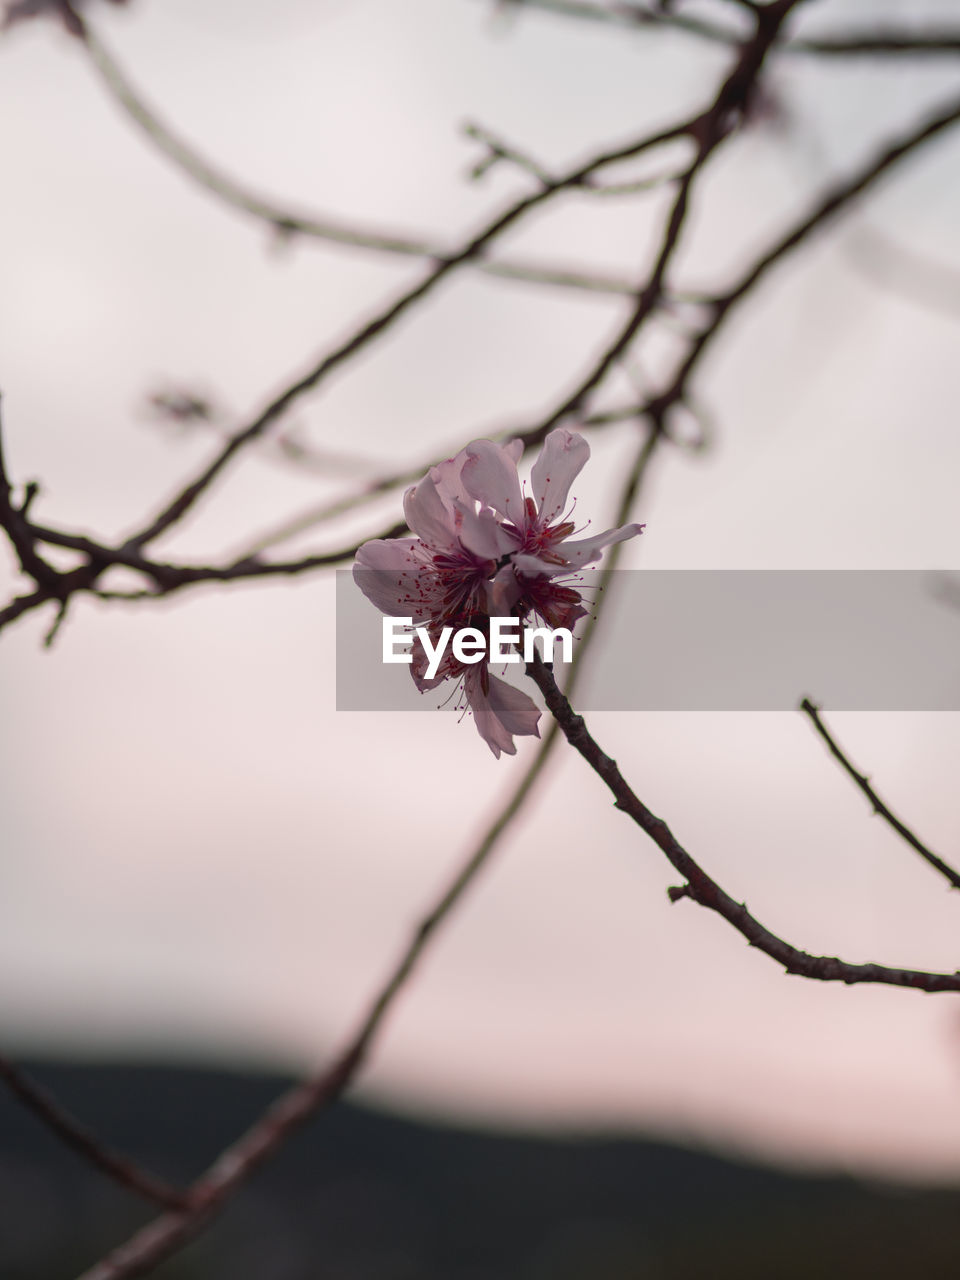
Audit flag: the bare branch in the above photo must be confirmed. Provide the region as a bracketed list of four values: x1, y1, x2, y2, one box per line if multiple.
[525, 660, 960, 994]
[510, 0, 804, 450]
[648, 86, 960, 422]
[800, 698, 960, 892]
[122, 115, 689, 552]
[75, 22, 636, 299]
[843, 227, 960, 324]
[0, 397, 59, 587]
[0, 1055, 189, 1211]
[484, 0, 960, 58]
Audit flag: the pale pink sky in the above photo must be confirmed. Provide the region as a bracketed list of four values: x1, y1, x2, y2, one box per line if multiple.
[1, 0, 960, 1180]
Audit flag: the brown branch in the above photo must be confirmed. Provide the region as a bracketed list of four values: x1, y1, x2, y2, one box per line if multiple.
[792, 31, 960, 58]
[0, 1055, 189, 1211]
[524, 659, 960, 994]
[122, 117, 689, 553]
[800, 698, 960, 892]
[0, 397, 58, 588]
[73, 21, 637, 300]
[509, 0, 804, 451]
[648, 86, 960, 423]
[843, 226, 960, 324]
[489, 0, 960, 57]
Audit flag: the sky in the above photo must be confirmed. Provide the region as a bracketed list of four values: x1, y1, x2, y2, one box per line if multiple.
[1, 0, 960, 1181]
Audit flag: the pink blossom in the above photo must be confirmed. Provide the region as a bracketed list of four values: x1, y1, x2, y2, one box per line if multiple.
[463, 428, 644, 626]
[353, 447, 512, 624]
[353, 445, 541, 756]
[463, 428, 644, 573]
[352, 428, 643, 757]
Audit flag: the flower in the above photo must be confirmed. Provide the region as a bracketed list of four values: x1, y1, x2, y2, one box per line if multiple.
[353, 429, 644, 756]
[463, 427, 645, 579]
[354, 443, 542, 756]
[353, 447, 512, 624]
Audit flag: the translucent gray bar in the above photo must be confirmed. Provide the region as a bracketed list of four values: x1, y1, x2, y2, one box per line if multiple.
[338, 571, 960, 711]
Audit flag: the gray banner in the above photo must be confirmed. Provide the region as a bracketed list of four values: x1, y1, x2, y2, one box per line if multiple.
[338, 571, 960, 711]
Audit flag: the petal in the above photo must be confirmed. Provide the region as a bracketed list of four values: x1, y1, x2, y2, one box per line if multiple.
[531, 429, 590, 523]
[455, 502, 516, 561]
[489, 564, 523, 615]
[410, 634, 458, 689]
[403, 475, 457, 551]
[464, 667, 540, 758]
[552, 521, 645, 569]
[485, 672, 542, 737]
[429, 450, 471, 508]
[354, 537, 421, 571]
[462, 439, 525, 523]
[353, 540, 441, 622]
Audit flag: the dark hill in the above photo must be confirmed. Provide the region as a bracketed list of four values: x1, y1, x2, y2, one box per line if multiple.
[1, 1061, 958, 1279]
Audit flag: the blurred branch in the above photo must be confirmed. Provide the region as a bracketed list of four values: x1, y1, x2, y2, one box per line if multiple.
[235, 398, 649, 556]
[498, 0, 804, 451]
[525, 659, 960, 993]
[74, 21, 636, 299]
[6, 19, 955, 640]
[844, 227, 960, 324]
[485, 0, 960, 57]
[120, 117, 689, 554]
[800, 698, 960, 891]
[0, 1055, 190, 1211]
[645, 86, 960, 423]
[0, 4, 795, 633]
[74, 428, 660, 1280]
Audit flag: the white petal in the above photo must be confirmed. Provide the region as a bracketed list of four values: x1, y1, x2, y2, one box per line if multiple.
[531, 429, 589, 523]
[555, 522, 645, 568]
[465, 667, 540, 757]
[454, 503, 516, 561]
[353, 540, 439, 621]
[462, 440, 525, 522]
[403, 475, 457, 551]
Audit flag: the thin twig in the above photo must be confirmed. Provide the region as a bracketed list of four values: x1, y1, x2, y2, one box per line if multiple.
[75, 23, 637, 299]
[0, 1056, 190, 1211]
[524, 660, 960, 994]
[123, 117, 689, 551]
[508, 0, 804, 451]
[800, 698, 960, 891]
[648, 86, 960, 422]
[488, 0, 960, 57]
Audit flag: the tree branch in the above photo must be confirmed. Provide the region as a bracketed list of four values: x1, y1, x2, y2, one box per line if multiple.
[524, 659, 960, 994]
[0, 1055, 190, 1211]
[486, 0, 960, 58]
[647, 86, 960, 424]
[800, 698, 960, 892]
[122, 117, 689, 552]
[74, 21, 637, 299]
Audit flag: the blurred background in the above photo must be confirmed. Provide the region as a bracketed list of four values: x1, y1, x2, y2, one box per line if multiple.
[1, 0, 960, 1274]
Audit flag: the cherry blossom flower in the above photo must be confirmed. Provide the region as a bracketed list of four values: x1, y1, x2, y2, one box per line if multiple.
[463, 428, 644, 627]
[463, 428, 644, 576]
[354, 445, 541, 756]
[353, 447, 511, 624]
[352, 428, 643, 757]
